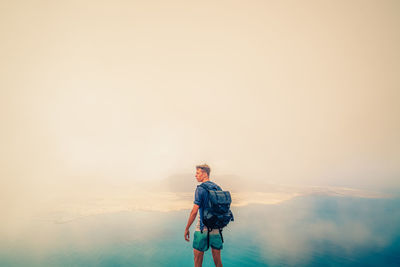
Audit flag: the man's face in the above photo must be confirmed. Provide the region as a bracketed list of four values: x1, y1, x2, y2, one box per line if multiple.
[195, 168, 207, 182]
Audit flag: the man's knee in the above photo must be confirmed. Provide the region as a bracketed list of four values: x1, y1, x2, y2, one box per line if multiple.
[211, 248, 222, 267]
[194, 248, 204, 258]
[212, 248, 220, 254]
[211, 248, 221, 259]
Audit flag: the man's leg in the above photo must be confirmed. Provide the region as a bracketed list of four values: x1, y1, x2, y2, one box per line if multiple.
[211, 248, 222, 267]
[194, 248, 204, 267]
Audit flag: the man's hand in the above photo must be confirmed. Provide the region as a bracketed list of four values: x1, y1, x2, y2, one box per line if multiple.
[185, 204, 199, 242]
[184, 228, 190, 242]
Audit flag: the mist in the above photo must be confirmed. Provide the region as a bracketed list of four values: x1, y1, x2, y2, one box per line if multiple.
[233, 196, 400, 266]
[1, 1, 400, 258]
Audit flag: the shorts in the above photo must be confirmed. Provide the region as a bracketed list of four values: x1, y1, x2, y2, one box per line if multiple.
[193, 231, 223, 252]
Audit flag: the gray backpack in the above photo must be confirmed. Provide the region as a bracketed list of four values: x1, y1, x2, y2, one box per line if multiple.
[199, 183, 234, 248]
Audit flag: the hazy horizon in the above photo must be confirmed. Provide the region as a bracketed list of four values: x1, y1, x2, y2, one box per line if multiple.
[1, 0, 400, 246]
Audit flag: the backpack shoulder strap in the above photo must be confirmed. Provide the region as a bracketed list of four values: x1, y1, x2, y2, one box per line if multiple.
[199, 183, 210, 191]
[199, 182, 221, 191]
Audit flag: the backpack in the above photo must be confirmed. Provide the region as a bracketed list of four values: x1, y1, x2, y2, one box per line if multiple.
[199, 182, 234, 249]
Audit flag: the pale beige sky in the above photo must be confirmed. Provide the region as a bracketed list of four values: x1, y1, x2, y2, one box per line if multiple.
[1, 0, 400, 208]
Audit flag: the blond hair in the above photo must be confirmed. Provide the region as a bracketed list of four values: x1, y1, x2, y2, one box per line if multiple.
[196, 164, 211, 177]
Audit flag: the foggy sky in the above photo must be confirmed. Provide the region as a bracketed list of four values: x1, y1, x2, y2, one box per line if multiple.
[1, 0, 400, 210]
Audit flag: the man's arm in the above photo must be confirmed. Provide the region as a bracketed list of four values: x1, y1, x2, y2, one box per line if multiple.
[184, 204, 199, 242]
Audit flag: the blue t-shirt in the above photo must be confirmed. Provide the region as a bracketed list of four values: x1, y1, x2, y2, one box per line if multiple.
[194, 181, 222, 231]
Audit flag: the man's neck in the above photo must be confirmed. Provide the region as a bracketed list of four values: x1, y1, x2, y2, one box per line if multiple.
[201, 178, 210, 183]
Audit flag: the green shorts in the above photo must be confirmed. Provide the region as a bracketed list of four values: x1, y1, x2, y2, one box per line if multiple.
[193, 231, 223, 252]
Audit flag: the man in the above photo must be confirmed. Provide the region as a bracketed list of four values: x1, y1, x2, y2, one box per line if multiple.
[184, 164, 223, 267]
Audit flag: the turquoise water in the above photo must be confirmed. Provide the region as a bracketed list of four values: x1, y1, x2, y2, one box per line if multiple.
[1, 196, 400, 266]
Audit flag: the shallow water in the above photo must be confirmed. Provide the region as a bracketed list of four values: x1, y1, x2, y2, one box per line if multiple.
[1, 196, 400, 266]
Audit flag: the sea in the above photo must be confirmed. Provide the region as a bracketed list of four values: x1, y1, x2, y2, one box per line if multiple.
[1, 195, 400, 266]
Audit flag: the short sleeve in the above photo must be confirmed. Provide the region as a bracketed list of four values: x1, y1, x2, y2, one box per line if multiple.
[194, 186, 202, 205]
